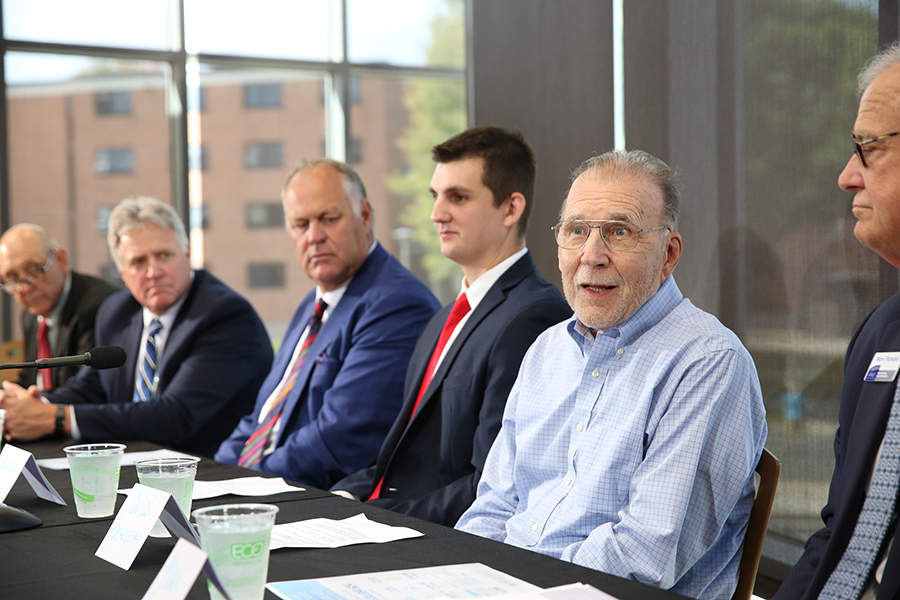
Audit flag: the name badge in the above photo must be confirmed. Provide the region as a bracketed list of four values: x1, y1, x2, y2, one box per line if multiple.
[864, 352, 900, 382]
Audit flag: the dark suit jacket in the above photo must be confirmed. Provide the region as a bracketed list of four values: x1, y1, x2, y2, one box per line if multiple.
[46, 270, 272, 458]
[333, 251, 572, 526]
[215, 244, 440, 489]
[18, 271, 118, 389]
[773, 291, 900, 600]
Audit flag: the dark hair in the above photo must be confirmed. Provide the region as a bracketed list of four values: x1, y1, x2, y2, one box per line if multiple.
[432, 126, 536, 238]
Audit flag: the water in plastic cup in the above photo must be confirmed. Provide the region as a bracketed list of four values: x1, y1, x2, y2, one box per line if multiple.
[63, 443, 126, 518]
[134, 457, 199, 537]
[193, 504, 279, 600]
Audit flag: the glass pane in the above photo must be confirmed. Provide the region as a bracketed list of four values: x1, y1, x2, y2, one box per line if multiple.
[3, 0, 169, 50]
[738, 0, 879, 552]
[184, 0, 329, 60]
[191, 66, 326, 343]
[348, 0, 465, 68]
[5, 52, 171, 328]
[352, 74, 466, 304]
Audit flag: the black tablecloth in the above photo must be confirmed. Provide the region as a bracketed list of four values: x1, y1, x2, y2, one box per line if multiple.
[0, 439, 687, 600]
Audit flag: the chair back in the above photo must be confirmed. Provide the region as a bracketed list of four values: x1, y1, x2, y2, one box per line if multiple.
[0, 338, 24, 382]
[733, 447, 781, 600]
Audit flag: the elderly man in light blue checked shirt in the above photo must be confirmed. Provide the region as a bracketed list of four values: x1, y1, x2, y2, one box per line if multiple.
[456, 149, 767, 600]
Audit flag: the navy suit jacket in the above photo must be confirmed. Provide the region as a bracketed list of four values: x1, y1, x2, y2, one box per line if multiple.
[18, 271, 118, 389]
[215, 244, 440, 490]
[333, 252, 572, 526]
[774, 291, 900, 600]
[47, 270, 272, 458]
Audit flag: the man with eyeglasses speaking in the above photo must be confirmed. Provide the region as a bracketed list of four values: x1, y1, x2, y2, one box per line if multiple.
[0, 225, 117, 390]
[456, 150, 767, 600]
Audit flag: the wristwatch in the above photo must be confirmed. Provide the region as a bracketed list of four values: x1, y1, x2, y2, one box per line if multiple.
[54, 404, 67, 437]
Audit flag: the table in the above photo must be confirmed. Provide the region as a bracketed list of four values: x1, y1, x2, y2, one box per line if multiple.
[0, 438, 686, 599]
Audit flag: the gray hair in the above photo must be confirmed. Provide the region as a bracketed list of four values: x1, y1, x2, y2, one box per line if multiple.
[281, 158, 368, 218]
[107, 197, 188, 267]
[564, 149, 681, 230]
[858, 41, 900, 97]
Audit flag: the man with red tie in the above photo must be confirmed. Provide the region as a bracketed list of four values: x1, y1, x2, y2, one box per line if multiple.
[215, 159, 440, 489]
[332, 126, 571, 526]
[0, 225, 117, 391]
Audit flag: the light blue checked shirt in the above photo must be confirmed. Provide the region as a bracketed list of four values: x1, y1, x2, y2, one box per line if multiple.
[456, 277, 767, 600]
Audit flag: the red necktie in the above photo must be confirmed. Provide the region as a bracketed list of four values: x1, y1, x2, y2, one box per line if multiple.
[370, 293, 470, 500]
[37, 319, 52, 390]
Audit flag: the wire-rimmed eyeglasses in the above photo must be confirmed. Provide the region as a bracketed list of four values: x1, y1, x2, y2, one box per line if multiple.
[552, 220, 670, 252]
[0, 249, 56, 293]
[852, 130, 900, 168]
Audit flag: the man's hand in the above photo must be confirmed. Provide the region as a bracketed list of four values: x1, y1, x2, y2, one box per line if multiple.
[0, 381, 55, 441]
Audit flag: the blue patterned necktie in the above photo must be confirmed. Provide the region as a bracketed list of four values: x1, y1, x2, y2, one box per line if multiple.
[818, 382, 900, 600]
[133, 318, 163, 403]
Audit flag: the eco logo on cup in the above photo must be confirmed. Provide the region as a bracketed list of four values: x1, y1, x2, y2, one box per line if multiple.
[231, 540, 265, 560]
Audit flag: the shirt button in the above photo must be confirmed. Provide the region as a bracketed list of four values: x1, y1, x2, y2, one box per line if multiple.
[576, 423, 584, 432]
[591, 369, 599, 377]
[617, 348, 624, 355]
[532, 523, 538, 532]
[565, 478, 572, 486]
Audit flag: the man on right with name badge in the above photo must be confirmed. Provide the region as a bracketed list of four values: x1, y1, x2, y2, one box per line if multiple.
[456, 150, 767, 600]
[773, 41, 900, 600]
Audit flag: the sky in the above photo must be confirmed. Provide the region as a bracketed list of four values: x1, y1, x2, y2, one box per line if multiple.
[3, 0, 451, 84]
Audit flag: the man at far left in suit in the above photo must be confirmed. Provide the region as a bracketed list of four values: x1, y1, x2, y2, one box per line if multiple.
[0, 197, 272, 457]
[216, 158, 440, 489]
[0, 224, 117, 390]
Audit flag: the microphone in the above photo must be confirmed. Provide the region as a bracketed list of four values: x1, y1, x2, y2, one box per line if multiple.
[0, 346, 127, 371]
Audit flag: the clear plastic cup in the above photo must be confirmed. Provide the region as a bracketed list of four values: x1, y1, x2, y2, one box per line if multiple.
[134, 456, 200, 537]
[63, 443, 126, 518]
[193, 504, 279, 600]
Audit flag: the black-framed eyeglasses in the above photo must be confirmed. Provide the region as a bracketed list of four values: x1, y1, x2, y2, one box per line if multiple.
[852, 130, 900, 168]
[0, 249, 56, 293]
[552, 220, 670, 252]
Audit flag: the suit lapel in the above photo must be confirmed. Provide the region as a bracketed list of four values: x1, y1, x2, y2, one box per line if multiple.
[114, 308, 144, 402]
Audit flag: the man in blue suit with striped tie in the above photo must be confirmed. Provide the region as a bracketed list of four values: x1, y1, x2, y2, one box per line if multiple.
[215, 158, 440, 489]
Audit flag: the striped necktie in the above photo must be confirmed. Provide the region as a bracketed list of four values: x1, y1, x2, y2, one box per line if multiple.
[133, 318, 163, 402]
[238, 299, 327, 468]
[818, 381, 900, 600]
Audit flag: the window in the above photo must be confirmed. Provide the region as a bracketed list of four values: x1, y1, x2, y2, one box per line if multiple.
[246, 202, 284, 229]
[244, 142, 283, 169]
[95, 148, 134, 175]
[248, 262, 285, 288]
[244, 83, 282, 108]
[96, 206, 113, 233]
[189, 145, 208, 171]
[95, 91, 131, 115]
[347, 137, 362, 165]
[190, 205, 210, 230]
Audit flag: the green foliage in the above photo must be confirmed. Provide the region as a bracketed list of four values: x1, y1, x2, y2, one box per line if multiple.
[388, 0, 467, 291]
[743, 0, 876, 234]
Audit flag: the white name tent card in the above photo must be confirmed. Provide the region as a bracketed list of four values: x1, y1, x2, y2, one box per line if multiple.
[140, 538, 209, 600]
[0, 444, 66, 505]
[96, 483, 173, 570]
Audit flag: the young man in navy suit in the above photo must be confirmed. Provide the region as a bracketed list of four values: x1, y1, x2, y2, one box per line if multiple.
[332, 126, 571, 525]
[773, 42, 900, 600]
[0, 198, 272, 457]
[215, 159, 440, 489]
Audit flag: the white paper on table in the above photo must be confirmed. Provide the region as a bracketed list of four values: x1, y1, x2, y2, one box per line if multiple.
[37, 448, 197, 471]
[0, 444, 66, 505]
[267, 563, 539, 600]
[269, 513, 422, 550]
[191, 476, 304, 500]
[504, 583, 621, 600]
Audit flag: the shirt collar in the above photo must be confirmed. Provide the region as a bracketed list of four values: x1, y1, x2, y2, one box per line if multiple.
[40, 271, 72, 329]
[568, 276, 682, 347]
[458, 247, 528, 311]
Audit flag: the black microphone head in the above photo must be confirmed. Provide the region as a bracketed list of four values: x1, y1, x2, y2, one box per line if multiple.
[86, 346, 127, 370]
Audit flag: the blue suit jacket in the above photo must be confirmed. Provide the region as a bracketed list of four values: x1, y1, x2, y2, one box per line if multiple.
[215, 244, 440, 489]
[47, 270, 273, 458]
[332, 252, 572, 526]
[774, 291, 900, 600]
